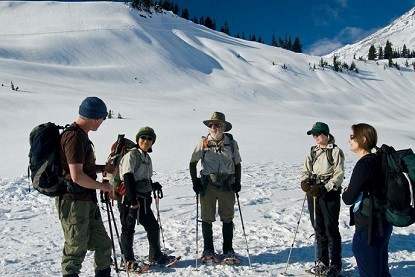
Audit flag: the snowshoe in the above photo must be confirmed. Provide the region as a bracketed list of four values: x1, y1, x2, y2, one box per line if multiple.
[305, 261, 329, 276]
[200, 250, 220, 264]
[221, 251, 241, 265]
[125, 260, 152, 275]
[148, 253, 181, 268]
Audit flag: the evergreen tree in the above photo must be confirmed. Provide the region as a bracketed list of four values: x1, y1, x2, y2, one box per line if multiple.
[199, 16, 205, 26]
[161, 0, 171, 10]
[278, 36, 284, 48]
[402, 44, 409, 58]
[384, 40, 393, 60]
[333, 56, 340, 72]
[204, 17, 215, 30]
[172, 3, 179, 14]
[378, 46, 384, 60]
[271, 31, 277, 47]
[181, 8, 189, 20]
[257, 36, 263, 43]
[285, 36, 292, 50]
[142, 0, 152, 10]
[292, 37, 302, 53]
[192, 16, 198, 24]
[220, 20, 230, 35]
[368, 44, 377, 60]
[132, 0, 141, 9]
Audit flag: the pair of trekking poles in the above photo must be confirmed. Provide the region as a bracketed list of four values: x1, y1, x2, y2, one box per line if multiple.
[194, 192, 252, 268]
[283, 194, 317, 276]
[100, 191, 166, 276]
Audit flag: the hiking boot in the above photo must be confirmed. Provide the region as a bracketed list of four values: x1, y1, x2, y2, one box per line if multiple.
[94, 267, 110, 277]
[201, 249, 219, 263]
[222, 249, 236, 259]
[126, 260, 141, 272]
[151, 253, 177, 265]
[325, 265, 341, 277]
[309, 261, 329, 276]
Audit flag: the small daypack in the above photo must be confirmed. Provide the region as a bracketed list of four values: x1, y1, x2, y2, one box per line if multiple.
[28, 122, 76, 197]
[376, 144, 415, 227]
[105, 134, 136, 196]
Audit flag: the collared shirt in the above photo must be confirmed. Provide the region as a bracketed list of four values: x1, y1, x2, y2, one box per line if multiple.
[190, 134, 242, 175]
[301, 143, 345, 191]
[119, 148, 153, 190]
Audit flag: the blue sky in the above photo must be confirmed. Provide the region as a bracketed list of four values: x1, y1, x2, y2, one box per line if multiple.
[173, 0, 415, 55]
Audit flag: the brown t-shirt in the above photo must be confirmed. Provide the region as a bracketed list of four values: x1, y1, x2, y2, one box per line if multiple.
[60, 123, 96, 192]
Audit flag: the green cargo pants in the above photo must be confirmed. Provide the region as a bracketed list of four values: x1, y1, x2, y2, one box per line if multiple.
[200, 184, 235, 223]
[56, 198, 112, 275]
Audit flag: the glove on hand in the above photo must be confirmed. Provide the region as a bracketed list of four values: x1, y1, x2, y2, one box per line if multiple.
[308, 185, 325, 197]
[301, 179, 311, 192]
[192, 178, 203, 194]
[151, 182, 163, 199]
[231, 182, 241, 193]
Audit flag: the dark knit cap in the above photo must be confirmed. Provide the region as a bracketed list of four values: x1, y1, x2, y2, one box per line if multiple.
[136, 126, 156, 143]
[79, 97, 108, 119]
[136, 126, 156, 152]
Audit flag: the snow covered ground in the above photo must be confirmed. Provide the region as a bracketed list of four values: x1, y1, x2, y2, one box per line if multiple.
[1, 1, 415, 276]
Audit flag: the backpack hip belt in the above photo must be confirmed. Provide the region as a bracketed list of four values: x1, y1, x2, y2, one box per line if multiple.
[135, 179, 152, 193]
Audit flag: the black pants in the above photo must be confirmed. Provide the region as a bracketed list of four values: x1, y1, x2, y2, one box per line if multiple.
[307, 190, 342, 269]
[117, 194, 161, 261]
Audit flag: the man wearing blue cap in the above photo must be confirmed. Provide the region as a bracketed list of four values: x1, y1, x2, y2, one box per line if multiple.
[57, 97, 113, 277]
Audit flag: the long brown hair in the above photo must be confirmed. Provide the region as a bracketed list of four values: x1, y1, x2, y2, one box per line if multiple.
[351, 123, 378, 151]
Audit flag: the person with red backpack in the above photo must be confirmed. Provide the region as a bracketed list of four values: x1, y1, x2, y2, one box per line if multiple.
[117, 126, 177, 273]
[342, 123, 393, 277]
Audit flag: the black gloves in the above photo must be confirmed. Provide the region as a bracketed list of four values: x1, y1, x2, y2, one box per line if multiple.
[308, 185, 326, 197]
[151, 182, 163, 199]
[301, 179, 311, 192]
[192, 178, 203, 194]
[231, 182, 241, 193]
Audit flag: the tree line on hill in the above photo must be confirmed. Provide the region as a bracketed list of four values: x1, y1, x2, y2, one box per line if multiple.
[131, 0, 303, 53]
[367, 40, 415, 69]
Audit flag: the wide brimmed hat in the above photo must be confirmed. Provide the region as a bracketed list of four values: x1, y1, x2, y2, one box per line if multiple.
[203, 111, 232, 132]
[307, 122, 330, 136]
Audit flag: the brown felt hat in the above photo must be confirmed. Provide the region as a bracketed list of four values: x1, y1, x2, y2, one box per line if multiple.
[203, 111, 232, 132]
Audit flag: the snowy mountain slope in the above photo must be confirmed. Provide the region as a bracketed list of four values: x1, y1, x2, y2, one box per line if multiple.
[1, 2, 415, 276]
[327, 6, 415, 60]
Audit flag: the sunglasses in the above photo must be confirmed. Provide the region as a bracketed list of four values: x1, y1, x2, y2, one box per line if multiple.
[208, 123, 222, 128]
[350, 135, 355, 140]
[140, 136, 153, 141]
[312, 132, 322, 137]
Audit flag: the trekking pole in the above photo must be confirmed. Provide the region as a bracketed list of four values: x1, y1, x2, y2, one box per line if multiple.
[100, 192, 120, 275]
[195, 193, 200, 269]
[153, 190, 166, 250]
[236, 192, 252, 267]
[106, 194, 127, 272]
[313, 196, 317, 273]
[283, 193, 307, 275]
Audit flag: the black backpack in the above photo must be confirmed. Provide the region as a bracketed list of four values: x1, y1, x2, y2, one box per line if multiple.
[376, 144, 415, 227]
[28, 122, 76, 197]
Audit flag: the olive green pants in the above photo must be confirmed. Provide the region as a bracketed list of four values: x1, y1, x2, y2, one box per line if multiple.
[200, 184, 235, 223]
[56, 198, 112, 275]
